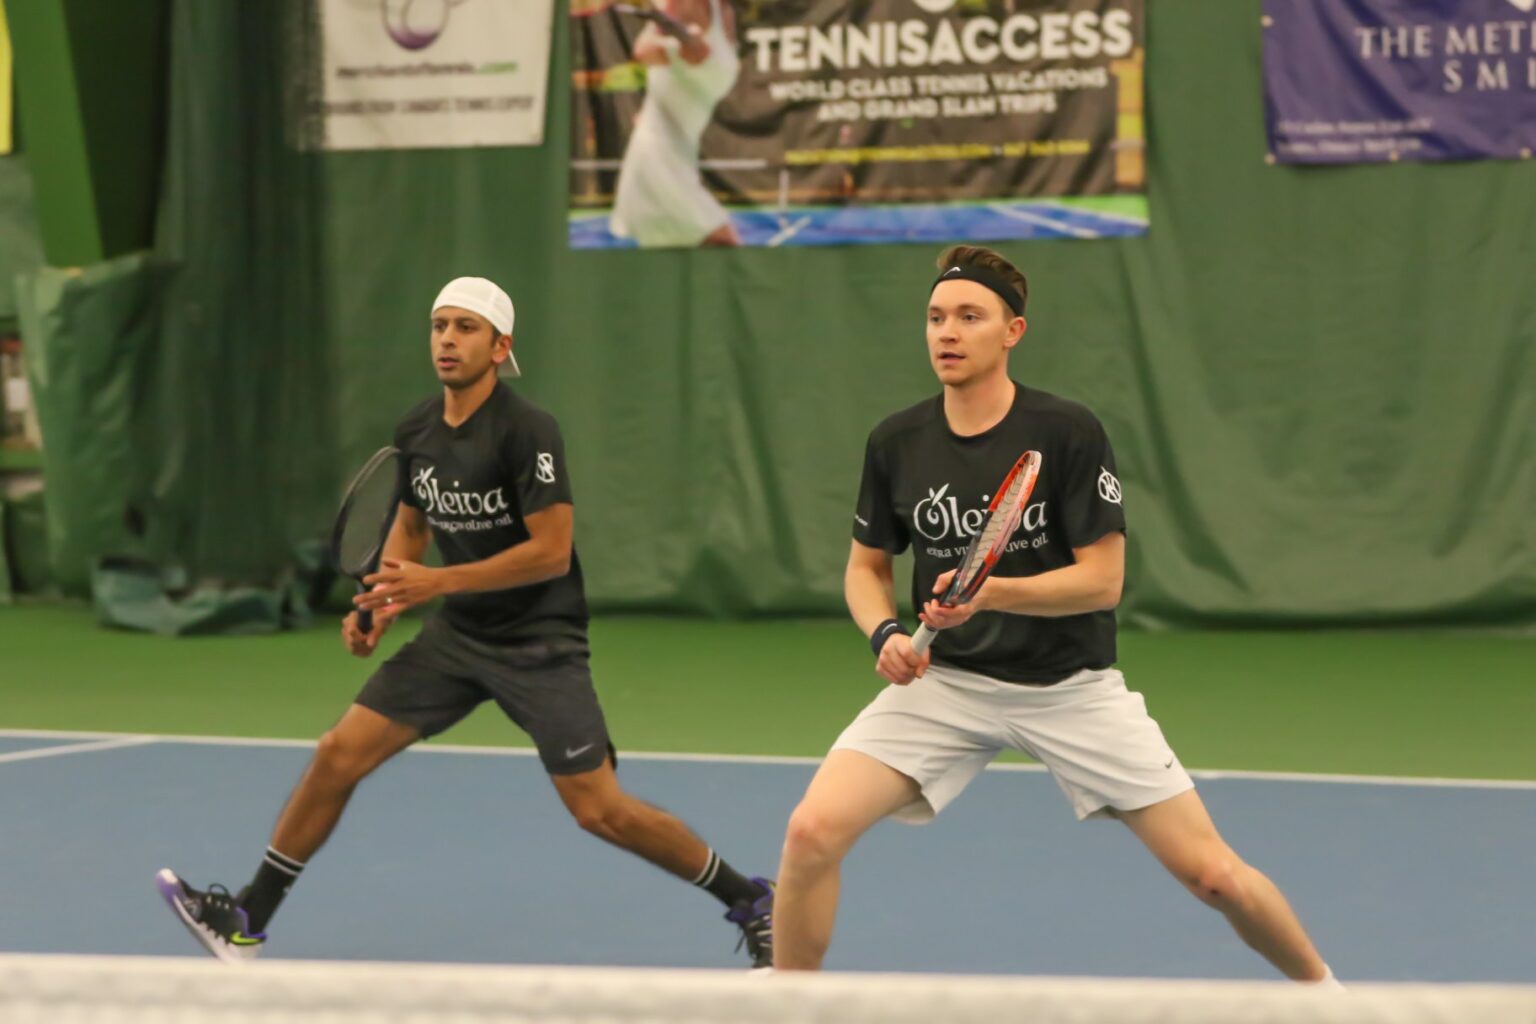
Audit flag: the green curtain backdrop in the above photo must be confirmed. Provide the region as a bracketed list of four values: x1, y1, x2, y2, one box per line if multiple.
[318, 0, 1535, 626]
[17, 0, 1536, 628]
[0, 154, 43, 328]
[18, 0, 331, 617]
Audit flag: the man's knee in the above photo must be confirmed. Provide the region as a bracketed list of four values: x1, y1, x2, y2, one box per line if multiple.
[311, 729, 381, 786]
[782, 804, 857, 868]
[563, 786, 636, 839]
[1183, 853, 1251, 912]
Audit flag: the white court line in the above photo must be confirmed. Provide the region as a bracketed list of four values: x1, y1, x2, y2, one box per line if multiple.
[0, 727, 1532, 790]
[986, 203, 1099, 239]
[1188, 767, 1536, 790]
[0, 735, 158, 765]
[766, 215, 812, 247]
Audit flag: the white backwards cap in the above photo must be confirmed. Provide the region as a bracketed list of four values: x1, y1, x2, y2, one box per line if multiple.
[432, 276, 519, 377]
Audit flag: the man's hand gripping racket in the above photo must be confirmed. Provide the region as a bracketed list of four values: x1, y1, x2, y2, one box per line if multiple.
[911, 451, 1043, 656]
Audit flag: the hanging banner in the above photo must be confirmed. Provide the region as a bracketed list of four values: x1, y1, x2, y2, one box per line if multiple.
[1263, 0, 1536, 165]
[569, 0, 1148, 249]
[318, 0, 555, 150]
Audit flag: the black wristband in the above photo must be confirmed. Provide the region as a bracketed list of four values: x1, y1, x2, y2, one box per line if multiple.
[869, 618, 908, 657]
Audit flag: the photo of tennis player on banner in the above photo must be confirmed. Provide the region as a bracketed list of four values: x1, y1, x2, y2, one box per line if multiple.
[609, 1, 744, 247]
[570, 0, 1149, 249]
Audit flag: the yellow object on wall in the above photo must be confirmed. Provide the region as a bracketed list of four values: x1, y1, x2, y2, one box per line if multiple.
[0, 0, 12, 154]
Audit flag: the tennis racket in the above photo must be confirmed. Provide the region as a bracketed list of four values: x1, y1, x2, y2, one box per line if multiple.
[910, 450, 1043, 656]
[611, 3, 692, 42]
[329, 446, 404, 635]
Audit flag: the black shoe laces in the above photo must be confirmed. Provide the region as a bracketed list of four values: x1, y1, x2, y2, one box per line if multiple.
[732, 907, 773, 962]
[203, 884, 238, 909]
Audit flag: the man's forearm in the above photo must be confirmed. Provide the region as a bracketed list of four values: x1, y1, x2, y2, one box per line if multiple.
[437, 540, 570, 596]
[381, 528, 429, 566]
[845, 565, 901, 638]
[981, 563, 1121, 618]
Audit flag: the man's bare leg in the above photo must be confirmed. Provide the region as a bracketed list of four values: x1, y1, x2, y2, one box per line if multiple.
[774, 750, 923, 970]
[1119, 789, 1329, 982]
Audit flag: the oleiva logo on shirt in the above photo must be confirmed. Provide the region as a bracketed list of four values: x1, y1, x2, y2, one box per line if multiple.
[913, 483, 1046, 542]
[412, 466, 508, 517]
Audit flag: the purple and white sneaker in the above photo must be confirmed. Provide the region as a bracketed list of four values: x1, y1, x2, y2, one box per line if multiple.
[724, 877, 774, 969]
[155, 868, 265, 962]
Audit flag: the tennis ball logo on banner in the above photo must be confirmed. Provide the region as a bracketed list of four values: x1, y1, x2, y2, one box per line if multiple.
[381, 0, 471, 51]
[914, 483, 1047, 544]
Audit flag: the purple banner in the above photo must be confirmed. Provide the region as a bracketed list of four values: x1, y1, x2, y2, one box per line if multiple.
[1262, 0, 1536, 164]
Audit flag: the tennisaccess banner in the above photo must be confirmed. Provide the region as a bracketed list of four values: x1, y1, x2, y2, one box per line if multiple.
[317, 0, 555, 150]
[569, 0, 1147, 249]
[1263, 0, 1536, 164]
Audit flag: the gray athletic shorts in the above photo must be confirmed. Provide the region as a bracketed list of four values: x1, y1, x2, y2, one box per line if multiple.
[356, 615, 612, 775]
[832, 662, 1194, 823]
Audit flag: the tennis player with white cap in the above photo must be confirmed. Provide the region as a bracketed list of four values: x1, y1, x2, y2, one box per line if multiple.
[155, 276, 775, 967]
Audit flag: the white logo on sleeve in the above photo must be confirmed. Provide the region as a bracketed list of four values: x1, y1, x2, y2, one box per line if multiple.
[1097, 467, 1123, 505]
[535, 452, 556, 484]
[1508, 0, 1534, 13]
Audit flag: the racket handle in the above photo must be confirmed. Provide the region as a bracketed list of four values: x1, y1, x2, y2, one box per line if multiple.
[356, 581, 373, 635]
[910, 623, 935, 656]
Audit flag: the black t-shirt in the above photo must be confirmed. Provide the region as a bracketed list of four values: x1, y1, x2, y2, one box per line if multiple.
[394, 383, 589, 645]
[853, 383, 1126, 684]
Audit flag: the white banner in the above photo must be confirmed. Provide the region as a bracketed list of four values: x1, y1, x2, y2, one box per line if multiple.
[320, 0, 555, 150]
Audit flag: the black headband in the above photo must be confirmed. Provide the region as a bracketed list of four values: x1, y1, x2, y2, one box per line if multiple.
[930, 263, 1025, 318]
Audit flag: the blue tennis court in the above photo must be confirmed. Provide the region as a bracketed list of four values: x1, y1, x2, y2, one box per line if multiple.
[1, 729, 1529, 983]
[569, 199, 1148, 249]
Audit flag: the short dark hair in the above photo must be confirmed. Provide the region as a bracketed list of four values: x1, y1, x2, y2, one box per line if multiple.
[936, 244, 1028, 316]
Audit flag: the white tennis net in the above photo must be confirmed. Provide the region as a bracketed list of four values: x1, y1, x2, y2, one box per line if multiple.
[3, 955, 1533, 1024]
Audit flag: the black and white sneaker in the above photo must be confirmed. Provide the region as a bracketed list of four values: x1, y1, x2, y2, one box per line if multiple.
[724, 877, 775, 969]
[155, 868, 265, 962]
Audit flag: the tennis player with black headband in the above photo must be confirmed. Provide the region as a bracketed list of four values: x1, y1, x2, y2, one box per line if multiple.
[156, 276, 774, 967]
[770, 247, 1340, 984]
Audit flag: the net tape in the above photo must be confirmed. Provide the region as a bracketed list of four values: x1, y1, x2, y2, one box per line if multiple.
[3, 955, 1533, 1024]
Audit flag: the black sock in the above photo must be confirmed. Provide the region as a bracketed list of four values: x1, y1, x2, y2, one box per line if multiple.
[239, 847, 305, 934]
[691, 849, 766, 908]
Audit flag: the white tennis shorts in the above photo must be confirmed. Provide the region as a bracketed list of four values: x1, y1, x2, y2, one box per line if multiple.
[831, 662, 1195, 823]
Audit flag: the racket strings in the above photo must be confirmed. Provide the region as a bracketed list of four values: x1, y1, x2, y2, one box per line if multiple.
[967, 474, 1027, 559]
[951, 457, 1038, 597]
[336, 461, 401, 576]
